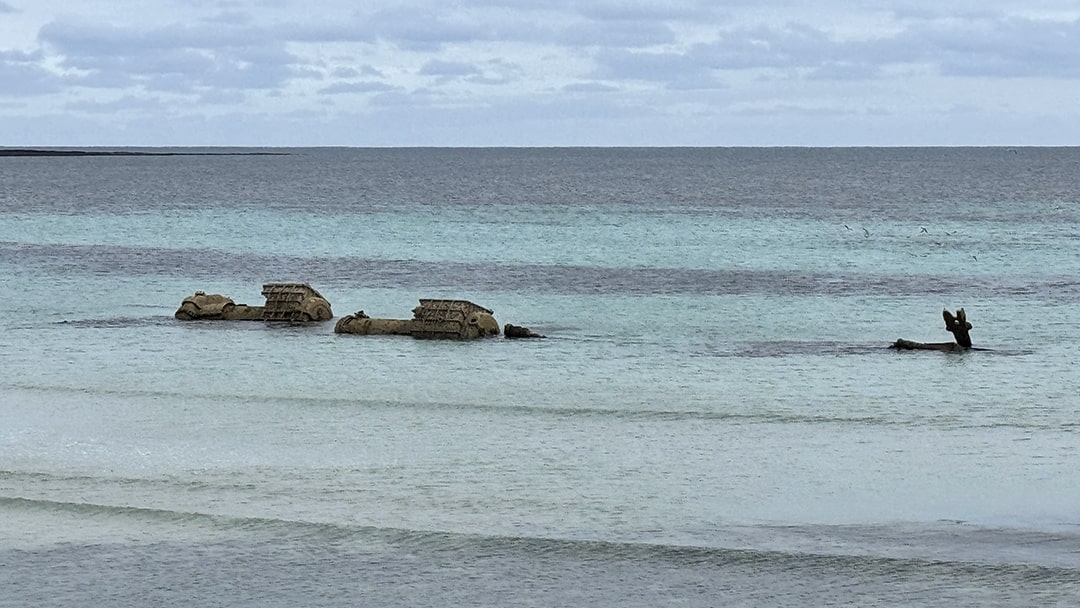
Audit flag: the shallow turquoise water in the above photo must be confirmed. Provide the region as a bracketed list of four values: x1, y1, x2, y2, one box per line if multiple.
[2, 147, 1079, 606]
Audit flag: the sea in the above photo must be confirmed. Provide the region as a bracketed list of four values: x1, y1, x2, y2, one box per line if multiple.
[1, 147, 1078, 607]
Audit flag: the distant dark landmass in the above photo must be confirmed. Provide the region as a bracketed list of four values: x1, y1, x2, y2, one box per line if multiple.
[0, 149, 288, 157]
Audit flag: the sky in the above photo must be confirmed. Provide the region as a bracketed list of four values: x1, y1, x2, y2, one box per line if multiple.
[1, 0, 1079, 147]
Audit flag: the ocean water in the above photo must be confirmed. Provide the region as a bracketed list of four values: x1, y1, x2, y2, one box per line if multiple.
[1, 147, 1079, 606]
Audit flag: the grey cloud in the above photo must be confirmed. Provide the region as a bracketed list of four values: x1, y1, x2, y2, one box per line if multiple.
[473, 92, 655, 124]
[664, 77, 729, 91]
[367, 88, 443, 108]
[688, 15, 1080, 79]
[363, 8, 492, 51]
[0, 49, 40, 62]
[38, 18, 305, 93]
[587, 12, 1080, 92]
[417, 58, 522, 85]
[328, 65, 385, 80]
[200, 89, 249, 105]
[279, 22, 375, 44]
[0, 50, 61, 96]
[553, 20, 676, 47]
[332, 67, 359, 78]
[274, 9, 493, 50]
[331, 67, 360, 78]
[282, 5, 674, 50]
[354, 89, 653, 142]
[732, 103, 851, 118]
[575, 0, 716, 22]
[40, 19, 268, 55]
[474, 59, 525, 85]
[806, 62, 882, 81]
[203, 10, 255, 26]
[561, 82, 619, 93]
[589, 25, 843, 90]
[458, 0, 718, 21]
[419, 60, 481, 78]
[593, 48, 719, 84]
[691, 24, 842, 71]
[318, 81, 397, 95]
[0, 1, 15, 13]
[7, 1, 1079, 147]
[914, 16, 1080, 78]
[70, 67, 137, 89]
[0, 65, 61, 96]
[65, 95, 168, 114]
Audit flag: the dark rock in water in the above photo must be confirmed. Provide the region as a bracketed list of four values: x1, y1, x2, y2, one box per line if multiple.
[891, 308, 973, 351]
[504, 324, 544, 339]
[890, 338, 966, 352]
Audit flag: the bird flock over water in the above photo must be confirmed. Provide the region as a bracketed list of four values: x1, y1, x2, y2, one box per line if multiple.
[843, 223, 978, 261]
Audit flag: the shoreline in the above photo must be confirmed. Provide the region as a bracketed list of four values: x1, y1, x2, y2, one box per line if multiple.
[0, 149, 288, 157]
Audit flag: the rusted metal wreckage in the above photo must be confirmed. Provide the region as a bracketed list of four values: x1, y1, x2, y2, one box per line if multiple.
[175, 283, 544, 339]
[176, 285, 978, 348]
[335, 298, 543, 339]
[175, 283, 333, 323]
[335, 299, 501, 339]
[176, 285, 977, 348]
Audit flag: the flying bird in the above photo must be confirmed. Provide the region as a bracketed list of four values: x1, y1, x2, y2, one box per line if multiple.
[920, 227, 928, 233]
[863, 227, 870, 238]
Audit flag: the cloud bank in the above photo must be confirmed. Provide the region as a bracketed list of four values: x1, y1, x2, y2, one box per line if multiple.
[1, 0, 1079, 145]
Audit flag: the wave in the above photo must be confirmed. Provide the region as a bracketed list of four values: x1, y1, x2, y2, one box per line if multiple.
[52, 316, 177, 329]
[4, 382, 1070, 432]
[0, 494, 228, 526]
[3, 494, 1079, 574]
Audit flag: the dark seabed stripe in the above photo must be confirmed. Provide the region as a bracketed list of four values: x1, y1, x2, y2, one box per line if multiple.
[2, 241, 1077, 299]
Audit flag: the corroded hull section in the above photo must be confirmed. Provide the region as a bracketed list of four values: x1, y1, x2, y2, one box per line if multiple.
[334, 315, 413, 335]
[335, 299, 500, 340]
[175, 292, 241, 320]
[175, 283, 332, 322]
[261, 283, 333, 322]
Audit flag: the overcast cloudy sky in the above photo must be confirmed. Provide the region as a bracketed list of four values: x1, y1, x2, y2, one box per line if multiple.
[2, 0, 1079, 146]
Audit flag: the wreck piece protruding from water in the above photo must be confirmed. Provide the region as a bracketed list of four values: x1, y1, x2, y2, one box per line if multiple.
[175, 283, 332, 322]
[260, 283, 333, 322]
[412, 299, 500, 340]
[332, 310, 413, 336]
[504, 323, 544, 339]
[334, 299, 500, 340]
[891, 308, 973, 352]
[173, 291, 262, 321]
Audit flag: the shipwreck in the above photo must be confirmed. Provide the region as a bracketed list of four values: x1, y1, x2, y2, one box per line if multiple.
[175, 283, 333, 323]
[335, 299, 501, 340]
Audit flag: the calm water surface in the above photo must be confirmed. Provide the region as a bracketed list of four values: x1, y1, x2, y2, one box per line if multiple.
[1, 147, 1079, 606]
